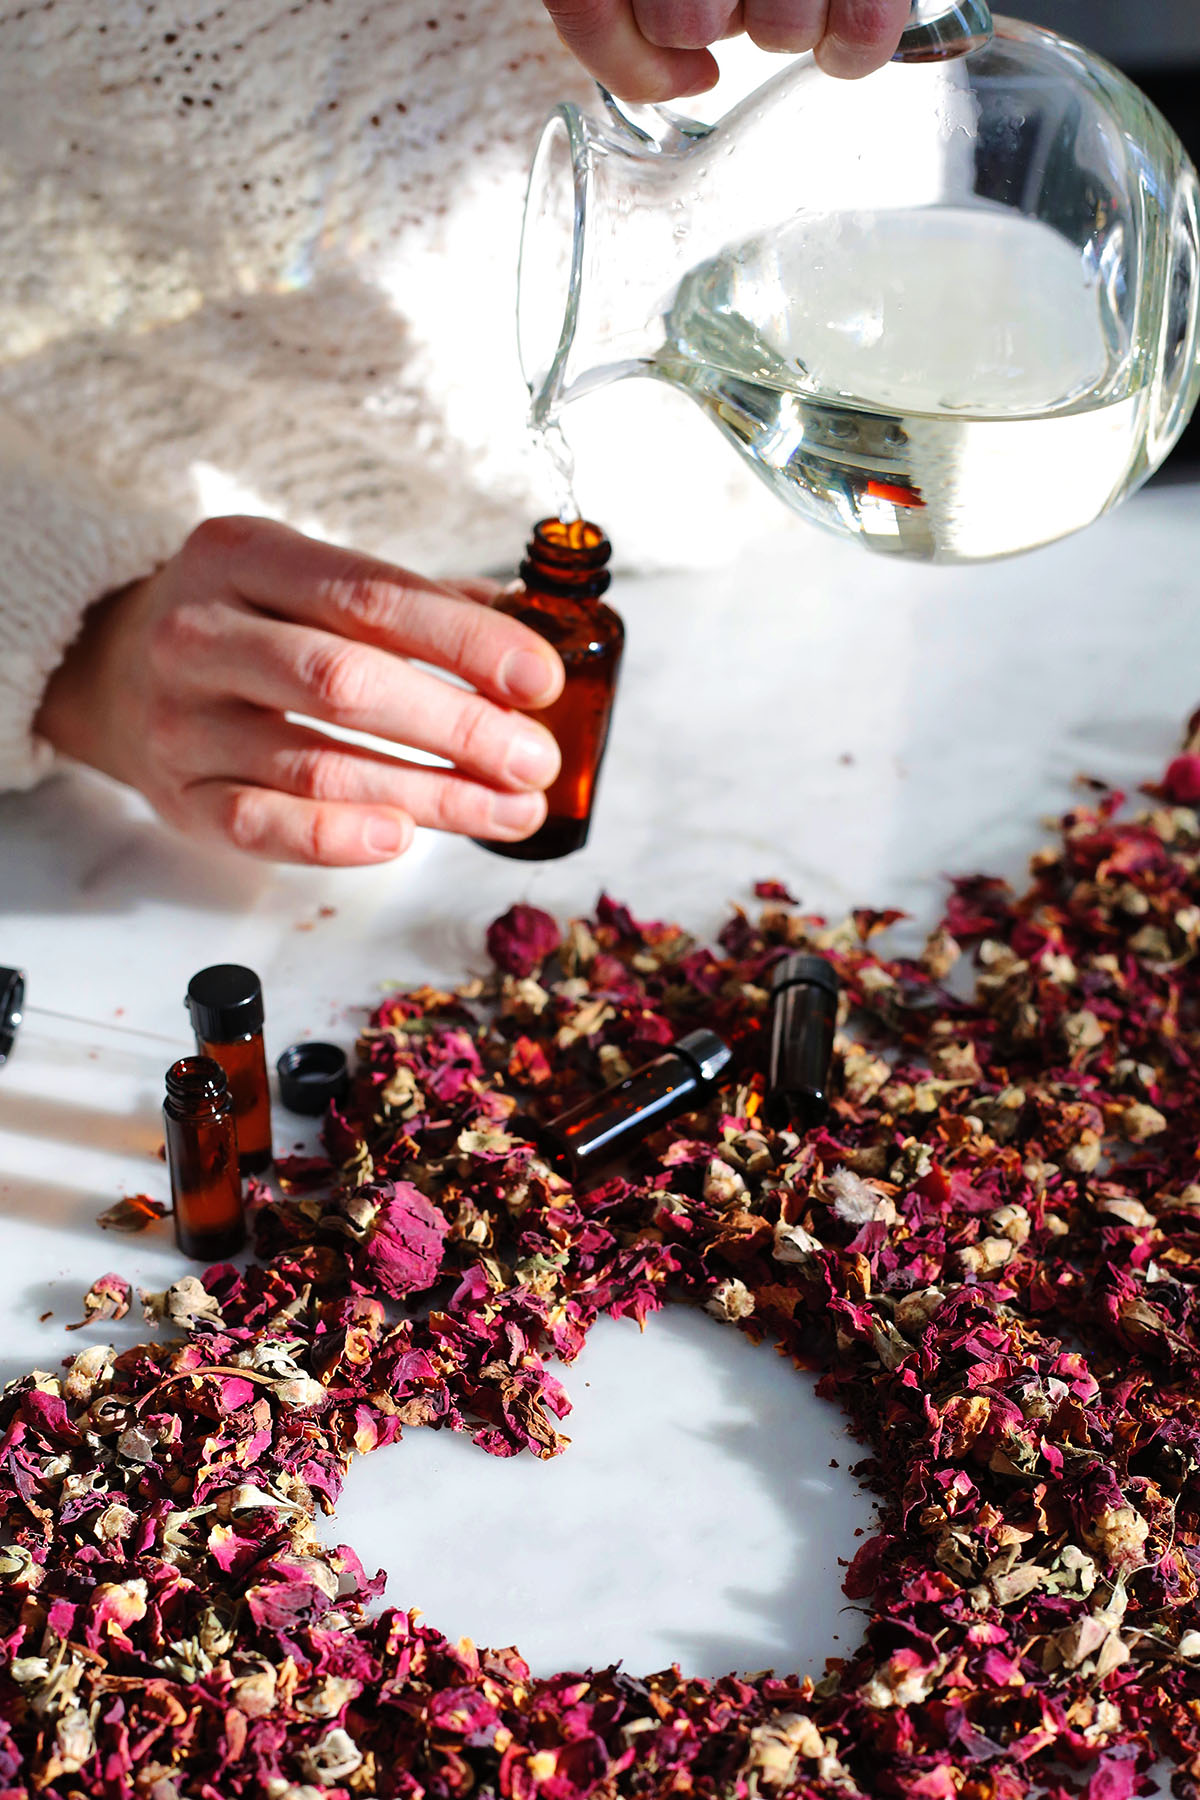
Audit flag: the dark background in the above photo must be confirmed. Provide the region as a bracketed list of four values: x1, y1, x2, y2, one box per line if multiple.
[1010, 2, 1200, 475]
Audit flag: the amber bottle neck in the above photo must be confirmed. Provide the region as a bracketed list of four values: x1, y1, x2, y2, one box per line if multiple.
[521, 517, 612, 600]
[165, 1055, 232, 1121]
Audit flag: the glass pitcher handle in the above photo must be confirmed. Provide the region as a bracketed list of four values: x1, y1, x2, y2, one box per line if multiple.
[598, 88, 713, 152]
[894, 0, 994, 60]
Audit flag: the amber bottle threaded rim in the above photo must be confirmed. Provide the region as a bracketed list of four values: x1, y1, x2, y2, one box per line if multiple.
[522, 517, 612, 598]
[530, 517, 611, 566]
[165, 1055, 230, 1112]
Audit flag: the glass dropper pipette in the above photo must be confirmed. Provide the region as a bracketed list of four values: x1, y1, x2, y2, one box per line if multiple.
[1, 965, 185, 1068]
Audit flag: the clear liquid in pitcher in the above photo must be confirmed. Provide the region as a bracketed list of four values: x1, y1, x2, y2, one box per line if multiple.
[658, 205, 1147, 562]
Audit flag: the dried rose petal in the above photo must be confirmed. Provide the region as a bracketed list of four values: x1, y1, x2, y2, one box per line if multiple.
[754, 879, 798, 903]
[96, 1194, 168, 1233]
[358, 1180, 449, 1298]
[485, 904, 560, 977]
[8, 725, 1200, 1797]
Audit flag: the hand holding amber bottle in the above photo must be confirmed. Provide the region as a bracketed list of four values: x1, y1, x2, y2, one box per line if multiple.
[36, 516, 566, 866]
[480, 519, 624, 861]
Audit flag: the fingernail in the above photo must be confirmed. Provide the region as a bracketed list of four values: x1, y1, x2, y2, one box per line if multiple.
[490, 791, 545, 836]
[500, 647, 557, 705]
[363, 814, 410, 858]
[506, 730, 560, 788]
[814, 35, 873, 78]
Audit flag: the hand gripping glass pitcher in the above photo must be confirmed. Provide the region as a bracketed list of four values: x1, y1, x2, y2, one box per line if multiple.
[518, 1, 1200, 562]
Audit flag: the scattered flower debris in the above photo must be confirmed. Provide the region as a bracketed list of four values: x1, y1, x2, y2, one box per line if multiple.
[63, 1271, 131, 1332]
[96, 1193, 169, 1233]
[7, 734, 1200, 1794]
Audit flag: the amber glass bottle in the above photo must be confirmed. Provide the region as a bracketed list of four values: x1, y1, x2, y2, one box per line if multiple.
[186, 965, 273, 1174]
[163, 1056, 246, 1261]
[482, 518, 624, 860]
[539, 1029, 732, 1180]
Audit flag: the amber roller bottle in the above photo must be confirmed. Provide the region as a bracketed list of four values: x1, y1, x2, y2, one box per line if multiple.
[185, 965, 273, 1174]
[481, 519, 624, 860]
[163, 1056, 246, 1261]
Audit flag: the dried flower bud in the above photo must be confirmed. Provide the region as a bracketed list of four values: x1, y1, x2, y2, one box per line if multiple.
[705, 1278, 756, 1322]
[989, 1204, 1031, 1245]
[824, 1167, 896, 1227]
[1118, 1101, 1168, 1142]
[1082, 1504, 1150, 1569]
[920, 927, 961, 979]
[773, 1220, 823, 1265]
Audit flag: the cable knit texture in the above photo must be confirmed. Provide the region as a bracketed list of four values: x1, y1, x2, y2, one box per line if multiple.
[0, 0, 786, 791]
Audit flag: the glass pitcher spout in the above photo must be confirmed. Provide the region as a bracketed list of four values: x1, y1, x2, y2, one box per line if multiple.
[519, 15, 1200, 564]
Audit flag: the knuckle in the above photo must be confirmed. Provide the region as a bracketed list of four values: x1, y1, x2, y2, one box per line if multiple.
[542, 0, 603, 26]
[277, 746, 328, 800]
[426, 779, 475, 836]
[279, 746, 353, 803]
[452, 696, 500, 771]
[829, 0, 906, 46]
[183, 514, 257, 565]
[634, 1, 718, 48]
[749, 20, 814, 50]
[300, 642, 375, 719]
[143, 698, 190, 768]
[146, 601, 214, 679]
[442, 605, 491, 674]
[295, 807, 341, 867]
[325, 569, 402, 638]
[221, 787, 272, 855]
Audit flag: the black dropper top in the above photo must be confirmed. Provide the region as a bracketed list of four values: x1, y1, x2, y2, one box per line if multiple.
[674, 1027, 734, 1086]
[766, 953, 839, 1133]
[0, 967, 25, 1067]
[186, 965, 264, 1040]
[771, 954, 839, 999]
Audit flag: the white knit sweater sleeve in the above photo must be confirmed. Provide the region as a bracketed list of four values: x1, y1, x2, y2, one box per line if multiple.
[0, 411, 184, 790]
[0, 2, 789, 796]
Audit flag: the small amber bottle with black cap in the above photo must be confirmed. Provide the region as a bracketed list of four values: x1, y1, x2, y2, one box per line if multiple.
[539, 1028, 732, 1180]
[185, 965, 272, 1174]
[480, 518, 624, 861]
[163, 1056, 246, 1261]
[766, 954, 839, 1132]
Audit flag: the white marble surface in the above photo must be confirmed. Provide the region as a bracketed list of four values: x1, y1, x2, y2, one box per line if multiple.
[3, 484, 1200, 1691]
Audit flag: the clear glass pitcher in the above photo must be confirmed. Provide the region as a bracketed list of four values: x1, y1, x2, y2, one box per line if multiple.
[518, 2, 1200, 562]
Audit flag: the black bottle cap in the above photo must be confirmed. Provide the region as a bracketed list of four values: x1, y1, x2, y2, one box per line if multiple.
[675, 1027, 733, 1087]
[0, 966, 25, 1067]
[276, 1042, 350, 1116]
[186, 965, 265, 1040]
[770, 953, 839, 998]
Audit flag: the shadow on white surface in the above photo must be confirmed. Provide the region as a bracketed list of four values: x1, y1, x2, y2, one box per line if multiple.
[0, 767, 268, 918]
[322, 1304, 875, 1681]
[0, 1085, 162, 1163]
[0, 1168, 151, 1240]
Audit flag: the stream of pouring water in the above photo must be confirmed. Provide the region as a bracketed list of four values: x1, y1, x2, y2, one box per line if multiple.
[533, 418, 581, 524]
